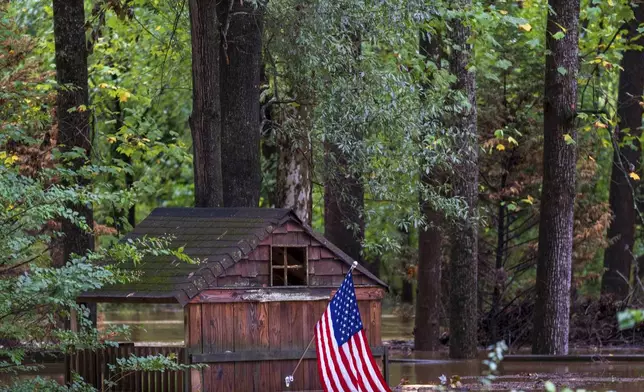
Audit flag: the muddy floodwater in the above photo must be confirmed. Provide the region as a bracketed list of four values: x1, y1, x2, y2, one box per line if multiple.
[4, 304, 644, 391]
[96, 304, 644, 391]
[389, 353, 644, 391]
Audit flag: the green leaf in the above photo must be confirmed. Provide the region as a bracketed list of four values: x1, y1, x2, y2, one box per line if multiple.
[553, 31, 565, 40]
[495, 59, 512, 70]
[557, 67, 568, 76]
[544, 381, 557, 392]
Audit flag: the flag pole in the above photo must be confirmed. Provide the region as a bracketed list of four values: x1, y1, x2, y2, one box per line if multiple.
[285, 261, 359, 388]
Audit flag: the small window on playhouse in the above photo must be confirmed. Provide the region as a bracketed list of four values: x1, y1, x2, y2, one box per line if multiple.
[271, 246, 307, 286]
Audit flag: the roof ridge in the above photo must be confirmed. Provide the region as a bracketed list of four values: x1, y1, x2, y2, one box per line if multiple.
[80, 208, 387, 306]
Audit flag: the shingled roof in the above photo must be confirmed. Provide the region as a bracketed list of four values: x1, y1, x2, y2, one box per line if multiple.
[79, 208, 386, 305]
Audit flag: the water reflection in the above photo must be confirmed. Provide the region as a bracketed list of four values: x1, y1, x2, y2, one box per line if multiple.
[99, 303, 184, 344]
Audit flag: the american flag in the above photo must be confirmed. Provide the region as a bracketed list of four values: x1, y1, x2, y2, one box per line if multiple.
[314, 270, 390, 392]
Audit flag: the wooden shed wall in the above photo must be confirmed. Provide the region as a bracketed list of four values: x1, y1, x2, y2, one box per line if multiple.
[215, 220, 372, 288]
[186, 297, 383, 391]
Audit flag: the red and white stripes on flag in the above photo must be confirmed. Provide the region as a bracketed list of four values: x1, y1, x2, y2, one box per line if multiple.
[314, 271, 390, 392]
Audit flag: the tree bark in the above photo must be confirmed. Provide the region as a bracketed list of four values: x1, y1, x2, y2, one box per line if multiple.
[324, 143, 365, 263]
[276, 129, 312, 224]
[447, 1, 479, 359]
[324, 35, 364, 264]
[532, 0, 580, 355]
[601, 3, 644, 299]
[218, 0, 263, 207]
[400, 227, 414, 304]
[415, 30, 445, 353]
[276, 97, 313, 224]
[189, 0, 223, 208]
[490, 174, 507, 343]
[52, 0, 94, 265]
[416, 196, 444, 351]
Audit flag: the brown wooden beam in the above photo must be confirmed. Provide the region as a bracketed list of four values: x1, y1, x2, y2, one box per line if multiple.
[191, 347, 385, 363]
[189, 286, 384, 304]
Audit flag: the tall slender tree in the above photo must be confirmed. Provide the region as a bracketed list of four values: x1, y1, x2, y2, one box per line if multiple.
[447, 0, 479, 360]
[189, 0, 223, 208]
[218, 0, 263, 207]
[400, 227, 414, 304]
[601, 3, 644, 299]
[52, 0, 94, 264]
[532, 0, 581, 355]
[415, 30, 445, 352]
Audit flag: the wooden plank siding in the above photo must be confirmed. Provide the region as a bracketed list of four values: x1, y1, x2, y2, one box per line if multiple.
[69, 302, 384, 392]
[188, 298, 383, 392]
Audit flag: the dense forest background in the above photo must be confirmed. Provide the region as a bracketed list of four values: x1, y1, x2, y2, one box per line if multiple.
[2, 0, 644, 389]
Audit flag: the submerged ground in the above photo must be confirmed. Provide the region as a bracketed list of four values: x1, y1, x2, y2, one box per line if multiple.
[9, 305, 644, 391]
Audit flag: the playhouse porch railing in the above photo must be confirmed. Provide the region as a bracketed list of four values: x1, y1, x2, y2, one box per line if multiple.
[66, 344, 185, 392]
[67, 344, 389, 391]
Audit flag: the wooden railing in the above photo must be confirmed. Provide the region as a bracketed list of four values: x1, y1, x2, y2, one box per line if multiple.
[66, 344, 185, 392]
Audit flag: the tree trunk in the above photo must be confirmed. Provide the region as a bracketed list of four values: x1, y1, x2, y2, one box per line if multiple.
[111, 93, 136, 230]
[601, 3, 644, 299]
[400, 227, 414, 304]
[416, 197, 444, 351]
[52, 0, 94, 265]
[415, 30, 445, 353]
[324, 143, 365, 263]
[218, 0, 263, 207]
[490, 174, 507, 343]
[276, 100, 313, 224]
[324, 35, 364, 264]
[189, 0, 223, 208]
[532, 0, 580, 355]
[447, 1, 479, 359]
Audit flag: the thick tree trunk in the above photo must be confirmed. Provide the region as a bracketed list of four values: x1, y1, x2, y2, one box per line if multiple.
[532, 0, 580, 355]
[324, 144, 365, 263]
[52, 0, 94, 264]
[447, 1, 479, 359]
[276, 100, 313, 224]
[218, 0, 263, 207]
[189, 0, 223, 208]
[416, 206, 443, 350]
[324, 35, 364, 264]
[415, 30, 444, 352]
[601, 3, 644, 299]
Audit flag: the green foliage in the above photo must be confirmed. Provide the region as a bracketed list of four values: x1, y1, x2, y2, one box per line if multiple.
[0, 5, 198, 388]
[104, 353, 206, 390]
[617, 309, 644, 330]
[0, 374, 95, 392]
[3, 0, 644, 380]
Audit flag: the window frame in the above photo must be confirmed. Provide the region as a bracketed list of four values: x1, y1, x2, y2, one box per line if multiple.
[270, 245, 309, 287]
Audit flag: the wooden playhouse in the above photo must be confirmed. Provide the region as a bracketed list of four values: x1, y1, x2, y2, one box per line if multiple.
[75, 208, 389, 392]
